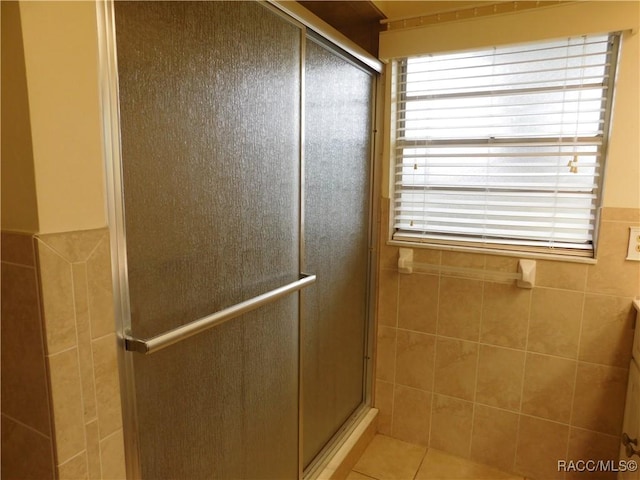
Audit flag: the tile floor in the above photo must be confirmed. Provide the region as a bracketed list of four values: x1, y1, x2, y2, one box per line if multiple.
[348, 435, 527, 480]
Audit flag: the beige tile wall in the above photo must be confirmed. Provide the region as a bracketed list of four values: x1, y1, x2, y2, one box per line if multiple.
[1, 229, 126, 480]
[1, 232, 55, 479]
[34, 228, 126, 480]
[374, 200, 639, 480]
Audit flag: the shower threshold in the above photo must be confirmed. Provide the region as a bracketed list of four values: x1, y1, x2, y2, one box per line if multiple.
[306, 407, 378, 480]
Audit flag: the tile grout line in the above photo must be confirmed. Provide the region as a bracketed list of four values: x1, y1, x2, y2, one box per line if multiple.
[86, 235, 106, 264]
[83, 257, 104, 479]
[564, 276, 590, 467]
[0, 412, 53, 441]
[412, 445, 429, 480]
[57, 449, 88, 469]
[389, 270, 400, 437]
[32, 237, 59, 476]
[426, 391, 586, 428]
[468, 265, 487, 460]
[512, 277, 533, 474]
[69, 259, 91, 476]
[378, 325, 629, 370]
[428, 259, 442, 449]
[0, 259, 37, 269]
[359, 433, 528, 480]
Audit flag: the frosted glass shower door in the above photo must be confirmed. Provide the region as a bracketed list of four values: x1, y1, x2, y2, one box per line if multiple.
[303, 36, 375, 467]
[114, 2, 303, 478]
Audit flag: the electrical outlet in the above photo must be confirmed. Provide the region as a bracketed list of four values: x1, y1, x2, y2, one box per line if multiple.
[626, 227, 640, 261]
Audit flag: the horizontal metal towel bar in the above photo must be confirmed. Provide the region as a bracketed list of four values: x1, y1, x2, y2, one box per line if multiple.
[125, 273, 316, 355]
[398, 248, 535, 288]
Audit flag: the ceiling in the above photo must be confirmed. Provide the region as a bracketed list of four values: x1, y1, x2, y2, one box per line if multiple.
[298, 1, 386, 56]
[296, 1, 508, 56]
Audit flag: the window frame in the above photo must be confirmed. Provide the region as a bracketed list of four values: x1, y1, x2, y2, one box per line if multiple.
[389, 32, 621, 260]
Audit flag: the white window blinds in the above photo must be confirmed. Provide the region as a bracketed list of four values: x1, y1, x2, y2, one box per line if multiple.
[393, 33, 620, 254]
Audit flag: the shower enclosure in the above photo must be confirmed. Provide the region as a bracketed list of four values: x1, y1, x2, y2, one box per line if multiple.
[98, 1, 381, 478]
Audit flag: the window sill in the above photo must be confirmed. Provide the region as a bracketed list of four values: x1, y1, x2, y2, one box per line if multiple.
[387, 238, 598, 265]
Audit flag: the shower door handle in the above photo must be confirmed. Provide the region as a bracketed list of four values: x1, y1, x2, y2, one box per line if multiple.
[124, 273, 316, 355]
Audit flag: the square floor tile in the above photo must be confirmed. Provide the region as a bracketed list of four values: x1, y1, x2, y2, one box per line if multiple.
[353, 435, 426, 480]
[416, 449, 523, 480]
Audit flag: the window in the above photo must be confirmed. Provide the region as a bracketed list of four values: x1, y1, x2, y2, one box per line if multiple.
[392, 33, 620, 256]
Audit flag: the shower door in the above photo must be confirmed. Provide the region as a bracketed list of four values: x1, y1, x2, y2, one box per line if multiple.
[113, 2, 303, 478]
[105, 1, 380, 478]
[303, 35, 376, 469]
